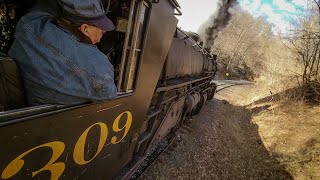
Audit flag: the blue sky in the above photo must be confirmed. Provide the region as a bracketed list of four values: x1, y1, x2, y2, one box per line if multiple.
[239, 0, 307, 32]
[177, 0, 308, 33]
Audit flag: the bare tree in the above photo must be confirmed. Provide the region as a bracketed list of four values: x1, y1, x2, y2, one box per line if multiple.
[281, 0, 320, 101]
[288, 1, 320, 84]
[204, 8, 274, 79]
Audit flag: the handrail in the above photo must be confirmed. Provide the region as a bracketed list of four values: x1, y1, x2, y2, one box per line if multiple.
[168, 0, 182, 16]
[171, 0, 180, 8]
[173, 6, 182, 16]
[177, 28, 212, 58]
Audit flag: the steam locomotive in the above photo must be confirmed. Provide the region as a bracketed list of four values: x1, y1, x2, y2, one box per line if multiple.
[0, 0, 217, 179]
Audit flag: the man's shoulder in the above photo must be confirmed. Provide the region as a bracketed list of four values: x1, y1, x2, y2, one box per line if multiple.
[19, 10, 54, 24]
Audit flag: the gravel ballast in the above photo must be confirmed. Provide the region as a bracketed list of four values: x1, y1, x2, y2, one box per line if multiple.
[141, 94, 292, 179]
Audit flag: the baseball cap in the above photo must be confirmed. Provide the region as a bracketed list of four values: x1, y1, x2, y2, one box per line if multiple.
[60, 0, 115, 32]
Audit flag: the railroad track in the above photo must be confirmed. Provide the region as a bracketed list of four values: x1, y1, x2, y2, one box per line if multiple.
[213, 80, 254, 92]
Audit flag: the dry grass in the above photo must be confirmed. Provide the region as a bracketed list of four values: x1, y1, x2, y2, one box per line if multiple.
[212, 17, 320, 177]
[217, 77, 320, 179]
[215, 49, 320, 178]
[252, 100, 320, 179]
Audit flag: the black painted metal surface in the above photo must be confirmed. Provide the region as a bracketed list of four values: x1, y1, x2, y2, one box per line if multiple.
[0, 0, 178, 179]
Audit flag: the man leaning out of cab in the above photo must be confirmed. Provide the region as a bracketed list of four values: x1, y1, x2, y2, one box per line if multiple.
[9, 0, 117, 106]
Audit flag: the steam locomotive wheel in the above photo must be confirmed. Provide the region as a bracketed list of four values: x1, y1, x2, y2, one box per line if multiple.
[207, 83, 217, 100]
[192, 92, 207, 115]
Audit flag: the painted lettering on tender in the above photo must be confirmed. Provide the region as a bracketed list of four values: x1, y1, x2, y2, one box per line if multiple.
[1, 111, 133, 179]
[1, 141, 65, 180]
[73, 122, 108, 165]
[111, 111, 133, 144]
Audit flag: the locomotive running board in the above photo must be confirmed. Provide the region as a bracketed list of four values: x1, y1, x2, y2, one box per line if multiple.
[156, 76, 212, 92]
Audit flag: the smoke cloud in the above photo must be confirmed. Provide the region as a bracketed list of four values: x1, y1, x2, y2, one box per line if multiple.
[198, 0, 237, 51]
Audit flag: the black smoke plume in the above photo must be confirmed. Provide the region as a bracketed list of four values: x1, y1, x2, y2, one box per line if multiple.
[198, 0, 237, 51]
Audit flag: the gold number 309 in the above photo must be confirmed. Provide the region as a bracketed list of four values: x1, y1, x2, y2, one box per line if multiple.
[1, 111, 133, 180]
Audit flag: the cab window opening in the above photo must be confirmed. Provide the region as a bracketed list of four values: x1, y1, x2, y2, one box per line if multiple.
[113, 0, 150, 93]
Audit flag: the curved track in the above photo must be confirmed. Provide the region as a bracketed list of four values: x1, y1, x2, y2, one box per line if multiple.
[213, 80, 254, 92]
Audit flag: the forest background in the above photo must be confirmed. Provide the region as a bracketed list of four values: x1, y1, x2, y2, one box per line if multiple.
[197, 0, 320, 102]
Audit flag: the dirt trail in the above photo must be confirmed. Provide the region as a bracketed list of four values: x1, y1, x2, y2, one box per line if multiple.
[141, 84, 320, 180]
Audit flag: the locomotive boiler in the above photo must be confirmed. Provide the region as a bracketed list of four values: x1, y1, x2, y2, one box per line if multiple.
[138, 29, 217, 156]
[0, 0, 217, 179]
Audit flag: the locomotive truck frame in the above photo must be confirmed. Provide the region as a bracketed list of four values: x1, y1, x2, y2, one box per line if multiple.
[0, 0, 217, 179]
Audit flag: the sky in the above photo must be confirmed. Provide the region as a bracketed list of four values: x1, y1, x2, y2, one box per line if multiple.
[177, 0, 308, 33]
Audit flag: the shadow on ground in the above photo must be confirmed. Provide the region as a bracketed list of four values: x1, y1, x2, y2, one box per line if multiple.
[141, 98, 293, 180]
[245, 88, 320, 179]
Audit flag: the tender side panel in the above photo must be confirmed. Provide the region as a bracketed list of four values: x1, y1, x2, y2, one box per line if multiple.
[0, 102, 137, 180]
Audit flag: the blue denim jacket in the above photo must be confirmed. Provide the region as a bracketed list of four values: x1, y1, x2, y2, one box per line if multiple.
[9, 10, 117, 105]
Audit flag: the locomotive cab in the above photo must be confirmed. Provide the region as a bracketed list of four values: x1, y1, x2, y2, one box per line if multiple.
[0, 0, 181, 179]
[0, 0, 150, 116]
